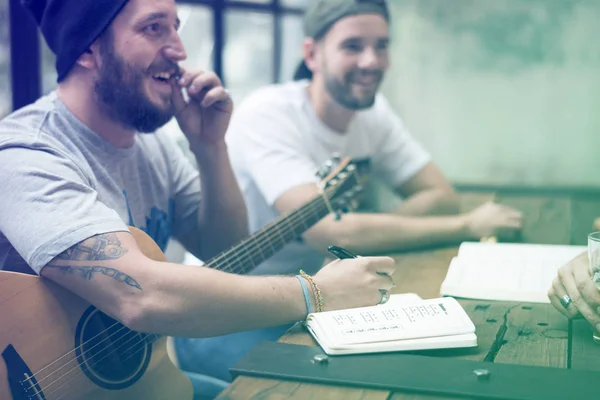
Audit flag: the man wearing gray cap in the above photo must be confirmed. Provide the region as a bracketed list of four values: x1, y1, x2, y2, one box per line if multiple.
[226, 0, 522, 275]
[177, 0, 522, 389]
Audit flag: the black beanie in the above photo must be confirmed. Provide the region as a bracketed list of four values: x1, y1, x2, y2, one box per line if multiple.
[20, 0, 130, 82]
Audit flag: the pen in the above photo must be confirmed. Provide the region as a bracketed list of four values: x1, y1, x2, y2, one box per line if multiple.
[327, 245, 358, 259]
[328, 245, 390, 281]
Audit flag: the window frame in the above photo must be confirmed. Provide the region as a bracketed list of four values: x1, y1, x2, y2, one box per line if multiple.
[7, 0, 305, 111]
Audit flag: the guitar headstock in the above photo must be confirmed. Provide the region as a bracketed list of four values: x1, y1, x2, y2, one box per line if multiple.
[315, 155, 363, 219]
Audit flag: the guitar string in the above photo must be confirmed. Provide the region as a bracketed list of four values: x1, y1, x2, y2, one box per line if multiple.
[24, 193, 321, 392]
[44, 331, 156, 400]
[22, 178, 353, 394]
[200, 182, 345, 274]
[34, 194, 333, 396]
[24, 191, 333, 386]
[28, 323, 133, 388]
[211, 198, 332, 273]
[52, 333, 162, 400]
[34, 183, 357, 398]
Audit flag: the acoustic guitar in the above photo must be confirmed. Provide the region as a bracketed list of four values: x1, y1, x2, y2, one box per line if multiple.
[0, 158, 360, 400]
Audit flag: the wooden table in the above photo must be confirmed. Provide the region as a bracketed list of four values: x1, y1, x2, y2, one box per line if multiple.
[217, 247, 600, 399]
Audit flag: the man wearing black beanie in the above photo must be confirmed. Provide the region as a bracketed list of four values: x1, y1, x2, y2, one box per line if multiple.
[0, 0, 397, 398]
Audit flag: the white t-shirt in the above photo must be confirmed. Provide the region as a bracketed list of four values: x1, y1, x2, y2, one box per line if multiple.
[226, 80, 431, 275]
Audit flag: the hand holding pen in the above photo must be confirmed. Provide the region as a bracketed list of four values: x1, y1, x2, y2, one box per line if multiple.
[311, 249, 396, 310]
[326, 245, 396, 302]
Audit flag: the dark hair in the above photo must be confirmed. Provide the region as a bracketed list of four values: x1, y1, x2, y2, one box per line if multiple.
[293, 60, 313, 81]
[293, 30, 329, 81]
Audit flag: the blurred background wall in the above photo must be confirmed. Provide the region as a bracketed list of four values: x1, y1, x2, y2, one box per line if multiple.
[381, 0, 600, 188]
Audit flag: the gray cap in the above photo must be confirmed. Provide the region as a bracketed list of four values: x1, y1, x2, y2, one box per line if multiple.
[303, 0, 389, 39]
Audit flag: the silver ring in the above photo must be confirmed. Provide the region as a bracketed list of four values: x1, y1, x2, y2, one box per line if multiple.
[378, 289, 390, 305]
[559, 294, 572, 308]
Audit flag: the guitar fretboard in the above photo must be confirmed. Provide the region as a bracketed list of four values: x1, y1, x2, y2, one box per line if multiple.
[206, 184, 343, 274]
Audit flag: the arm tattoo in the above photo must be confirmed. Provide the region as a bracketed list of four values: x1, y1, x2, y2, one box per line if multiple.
[46, 265, 142, 291]
[55, 233, 128, 261]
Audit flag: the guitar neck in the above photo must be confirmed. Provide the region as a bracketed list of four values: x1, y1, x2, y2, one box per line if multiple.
[206, 189, 335, 274]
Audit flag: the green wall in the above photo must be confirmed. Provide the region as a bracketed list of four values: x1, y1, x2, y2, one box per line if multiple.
[381, 0, 600, 188]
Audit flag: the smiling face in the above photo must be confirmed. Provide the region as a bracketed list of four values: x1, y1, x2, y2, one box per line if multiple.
[93, 0, 186, 132]
[310, 14, 390, 110]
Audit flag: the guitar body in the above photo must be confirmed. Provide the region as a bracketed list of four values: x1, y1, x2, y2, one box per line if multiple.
[0, 228, 193, 400]
[0, 159, 359, 399]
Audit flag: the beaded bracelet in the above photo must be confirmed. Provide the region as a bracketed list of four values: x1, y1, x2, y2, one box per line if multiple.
[299, 269, 324, 312]
[295, 275, 312, 315]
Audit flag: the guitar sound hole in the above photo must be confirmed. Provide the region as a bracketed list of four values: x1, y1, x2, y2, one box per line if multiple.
[75, 306, 152, 390]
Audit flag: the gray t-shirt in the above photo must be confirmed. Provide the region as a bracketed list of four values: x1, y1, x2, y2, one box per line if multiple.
[0, 92, 201, 274]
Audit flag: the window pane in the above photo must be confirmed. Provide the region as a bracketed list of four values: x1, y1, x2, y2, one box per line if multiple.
[178, 5, 213, 71]
[224, 11, 273, 103]
[0, 0, 10, 117]
[280, 15, 304, 82]
[281, 0, 308, 8]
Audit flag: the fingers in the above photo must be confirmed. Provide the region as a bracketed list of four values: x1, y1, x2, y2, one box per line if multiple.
[572, 261, 600, 321]
[594, 217, 600, 231]
[499, 205, 523, 226]
[170, 77, 187, 112]
[548, 277, 578, 318]
[558, 265, 598, 325]
[199, 86, 230, 108]
[363, 256, 396, 276]
[497, 203, 522, 216]
[368, 257, 396, 292]
[376, 271, 396, 289]
[496, 205, 523, 237]
[177, 69, 229, 106]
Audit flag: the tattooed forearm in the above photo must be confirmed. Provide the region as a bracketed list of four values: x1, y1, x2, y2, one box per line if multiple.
[46, 265, 142, 290]
[54, 233, 128, 261]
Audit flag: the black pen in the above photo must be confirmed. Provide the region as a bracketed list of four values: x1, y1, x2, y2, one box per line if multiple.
[329, 245, 390, 281]
[327, 245, 358, 259]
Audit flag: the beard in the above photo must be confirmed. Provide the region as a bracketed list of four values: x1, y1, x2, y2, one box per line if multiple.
[323, 62, 384, 111]
[94, 36, 175, 133]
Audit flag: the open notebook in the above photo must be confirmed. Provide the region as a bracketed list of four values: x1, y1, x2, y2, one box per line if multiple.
[440, 242, 587, 303]
[306, 294, 477, 355]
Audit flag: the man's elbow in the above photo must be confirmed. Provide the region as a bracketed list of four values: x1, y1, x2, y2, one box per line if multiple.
[111, 295, 158, 333]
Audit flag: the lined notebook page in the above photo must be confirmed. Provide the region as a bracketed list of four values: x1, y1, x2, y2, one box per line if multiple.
[440, 242, 587, 303]
[307, 297, 474, 346]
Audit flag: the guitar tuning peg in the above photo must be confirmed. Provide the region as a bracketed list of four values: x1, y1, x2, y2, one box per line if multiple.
[331, 153, 341, 164]
[345, 164, 356, 173]
[314, 165, 331, 179]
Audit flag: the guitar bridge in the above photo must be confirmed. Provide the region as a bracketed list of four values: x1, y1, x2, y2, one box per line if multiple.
[2, 344, 46, 400]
